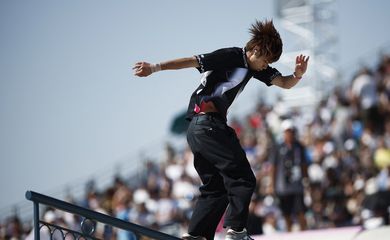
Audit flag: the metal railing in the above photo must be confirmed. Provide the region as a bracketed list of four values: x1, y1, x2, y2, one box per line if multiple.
[25, 190, 181, 240]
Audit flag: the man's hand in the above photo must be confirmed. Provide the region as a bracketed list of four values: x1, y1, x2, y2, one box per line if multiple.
[133, 62, 153, 77]
[294, 54, 310, 78]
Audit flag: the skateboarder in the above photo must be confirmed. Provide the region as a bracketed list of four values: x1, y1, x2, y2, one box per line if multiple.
[133, 19, 309, 240]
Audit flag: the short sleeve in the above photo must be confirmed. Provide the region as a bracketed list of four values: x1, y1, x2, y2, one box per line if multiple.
[195, 47, 247, 73]
[253, 66, 281, 86]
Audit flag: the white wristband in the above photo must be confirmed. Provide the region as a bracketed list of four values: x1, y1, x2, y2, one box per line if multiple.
[150, 63, 161, 73]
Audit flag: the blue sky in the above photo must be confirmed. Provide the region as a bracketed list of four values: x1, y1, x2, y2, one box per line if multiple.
[1, 0, 390, 211]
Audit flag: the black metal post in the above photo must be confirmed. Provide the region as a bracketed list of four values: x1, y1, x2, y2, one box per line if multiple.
[33, 201, 40, 240]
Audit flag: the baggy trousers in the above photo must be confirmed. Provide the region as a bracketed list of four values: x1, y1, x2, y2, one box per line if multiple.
[186, 113, 256, 240]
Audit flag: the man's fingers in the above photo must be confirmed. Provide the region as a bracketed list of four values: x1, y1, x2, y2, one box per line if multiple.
[296, 56, 301, 65]
[134, 68, 150, 77]
[296, 54, 310, 62]
[296, 55, 310, 68]
[134, 71, 144, 77]
[296, 54, 305, 64]
[132, 62, 145, 69]
[133, 61, 152, 77]
[132, 62, 142, 70]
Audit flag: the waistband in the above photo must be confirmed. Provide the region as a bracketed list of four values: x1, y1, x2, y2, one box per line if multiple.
[193, 112, 226, 122]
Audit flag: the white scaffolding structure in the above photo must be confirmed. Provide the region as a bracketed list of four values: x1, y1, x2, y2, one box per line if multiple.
[275, 0, 339, 108]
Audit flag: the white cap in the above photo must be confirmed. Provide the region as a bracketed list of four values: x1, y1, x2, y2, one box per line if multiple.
[44, 210, 56, 223]
[133, 188, 150, 204]
[281, 119, 295, 131]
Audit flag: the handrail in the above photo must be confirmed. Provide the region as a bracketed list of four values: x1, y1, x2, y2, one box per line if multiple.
[25, 190, 181, 240]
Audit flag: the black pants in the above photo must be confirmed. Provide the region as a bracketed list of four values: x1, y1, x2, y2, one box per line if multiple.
[277, 193, 306, 216]
[186, 113, 256, 240]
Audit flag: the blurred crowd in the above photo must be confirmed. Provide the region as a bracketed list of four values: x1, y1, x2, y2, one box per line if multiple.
[2, 55, 390, 239]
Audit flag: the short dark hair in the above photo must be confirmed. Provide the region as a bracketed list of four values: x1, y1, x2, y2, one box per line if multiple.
[246, 20, 283, 62]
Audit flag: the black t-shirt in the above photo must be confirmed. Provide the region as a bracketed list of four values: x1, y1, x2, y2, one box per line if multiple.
[186, 47, 281, 121]
[272, 141, 308, 195]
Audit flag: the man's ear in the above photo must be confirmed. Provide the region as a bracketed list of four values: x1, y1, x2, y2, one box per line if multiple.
[253, 47, 261, 56]
[248, 48, 257, 57]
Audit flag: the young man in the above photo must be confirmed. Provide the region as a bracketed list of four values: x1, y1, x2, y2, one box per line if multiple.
[133, 20, 309, 240]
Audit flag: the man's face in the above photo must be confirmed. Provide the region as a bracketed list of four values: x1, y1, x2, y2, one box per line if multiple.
[284, 129, 295, 143]
[247, 48, 271, 71]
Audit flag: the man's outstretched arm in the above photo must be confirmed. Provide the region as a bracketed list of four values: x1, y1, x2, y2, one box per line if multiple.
[133, 57, 199, 77]
[271, 54, 309, 89]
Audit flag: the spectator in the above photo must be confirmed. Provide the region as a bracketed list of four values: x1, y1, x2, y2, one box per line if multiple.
[270, 119, 308, 232]
[350, 67, 382, 133]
